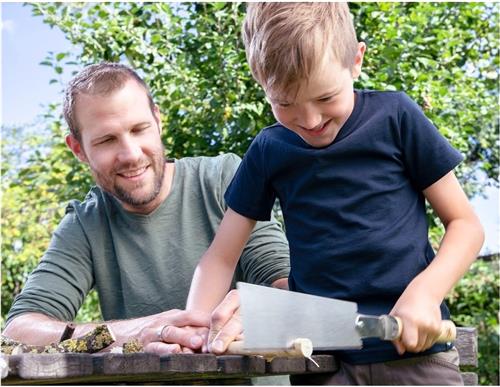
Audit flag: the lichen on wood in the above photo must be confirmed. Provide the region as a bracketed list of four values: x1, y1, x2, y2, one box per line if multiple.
[1, 324, 115, 355]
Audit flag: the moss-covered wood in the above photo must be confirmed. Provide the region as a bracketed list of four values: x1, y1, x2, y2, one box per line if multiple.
[1, 324, 114, 355]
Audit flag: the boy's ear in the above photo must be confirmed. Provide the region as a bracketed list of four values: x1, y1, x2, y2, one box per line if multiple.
[66, 134, 89, 164]
[352, 42, 366, 80]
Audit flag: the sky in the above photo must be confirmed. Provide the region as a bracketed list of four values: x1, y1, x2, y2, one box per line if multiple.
[1, 2, 499, 254]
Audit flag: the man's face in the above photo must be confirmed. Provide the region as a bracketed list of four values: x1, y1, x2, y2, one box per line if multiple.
[68, 79, 166, 213]
[267, 44, 365, 148]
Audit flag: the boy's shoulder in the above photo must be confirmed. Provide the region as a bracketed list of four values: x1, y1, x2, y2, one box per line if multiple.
[359, 89, 411, 104]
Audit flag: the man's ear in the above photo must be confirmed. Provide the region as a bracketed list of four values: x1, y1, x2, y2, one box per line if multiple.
[352, 42, 366, 80]
[65, 134, 88, 163]
[153, 105, 162, 134]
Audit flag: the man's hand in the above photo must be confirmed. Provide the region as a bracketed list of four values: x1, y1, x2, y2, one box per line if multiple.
[207, 290, 243, 354]
[138, 309, 210, 355]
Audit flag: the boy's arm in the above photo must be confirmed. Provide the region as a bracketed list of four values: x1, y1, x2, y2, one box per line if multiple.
[391, 171, 484, 355]
[186, 208, 256, 315]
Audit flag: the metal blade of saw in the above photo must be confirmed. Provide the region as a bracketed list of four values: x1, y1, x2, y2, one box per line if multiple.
[237, 282, 362, 350]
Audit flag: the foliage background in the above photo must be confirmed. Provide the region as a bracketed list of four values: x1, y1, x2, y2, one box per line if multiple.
[1, 2, 498, 384]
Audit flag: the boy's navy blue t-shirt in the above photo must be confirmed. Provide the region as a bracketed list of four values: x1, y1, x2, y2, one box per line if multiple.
[225, 90, 463, 364]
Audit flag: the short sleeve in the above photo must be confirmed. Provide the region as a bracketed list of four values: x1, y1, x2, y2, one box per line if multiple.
[398, 93, 463, 190]
[224, 136, 276, 221]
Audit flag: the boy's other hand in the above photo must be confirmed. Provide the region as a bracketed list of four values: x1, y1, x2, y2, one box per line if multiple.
[207, 290, 243, 354]
[390, 285, 443, 355]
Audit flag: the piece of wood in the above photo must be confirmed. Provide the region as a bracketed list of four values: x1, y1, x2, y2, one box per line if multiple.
[93, 352, 159, 375]
[7, 353, 93, 379]
[455, 327, 478, 367]
[217, 355, 266, 374]
[0, 327, 480, 385]
[160, 354, 218, 373]
[2, 324, 115, 355]
[462, 371, 478, 386]
[266, 357, 306, 374]
[225, 338, 312, 361]
[393, 317, 456, 343]
[58, 323, 76, 342]
[305, 355, 338, 373]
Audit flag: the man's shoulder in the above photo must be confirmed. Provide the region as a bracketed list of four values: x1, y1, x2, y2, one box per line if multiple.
[177, 153, 242, 181]
[65, 186, 107, 216]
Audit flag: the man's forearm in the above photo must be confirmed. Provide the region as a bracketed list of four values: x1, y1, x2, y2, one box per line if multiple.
[3, 313, 99, 346]
[271, 277, 289, 290]
[3, 311, 185, 350]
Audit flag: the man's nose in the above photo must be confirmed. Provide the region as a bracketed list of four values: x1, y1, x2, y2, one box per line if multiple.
[298, 104, 322, 130]
[118, 136, 142, 163]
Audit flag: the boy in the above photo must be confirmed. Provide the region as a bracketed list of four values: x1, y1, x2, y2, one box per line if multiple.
[187, 3, 484, 384]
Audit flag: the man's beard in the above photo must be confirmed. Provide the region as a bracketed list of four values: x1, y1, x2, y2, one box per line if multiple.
[92, 150, 166, 208]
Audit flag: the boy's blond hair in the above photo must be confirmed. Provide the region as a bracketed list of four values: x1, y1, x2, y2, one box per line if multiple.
[242, 2, 359, 95]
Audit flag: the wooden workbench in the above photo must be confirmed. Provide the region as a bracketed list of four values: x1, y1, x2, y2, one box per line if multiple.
[1, 327, 477, 385]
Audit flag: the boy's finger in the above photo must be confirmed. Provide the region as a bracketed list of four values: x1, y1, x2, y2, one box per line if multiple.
[392, 339, 405, 355]
[209, 310, 243, 354]
[208, 290, 240, 344]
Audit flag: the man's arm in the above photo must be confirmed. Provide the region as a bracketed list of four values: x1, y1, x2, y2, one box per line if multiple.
[3, 309, 210, 354]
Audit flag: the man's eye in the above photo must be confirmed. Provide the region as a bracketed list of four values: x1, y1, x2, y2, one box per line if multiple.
[278, 102, 291, 108]
[96, 138, 113, 145]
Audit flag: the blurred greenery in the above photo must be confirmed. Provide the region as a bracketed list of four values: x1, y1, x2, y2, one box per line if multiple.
[447, 257, 499, 385]
[1, 2, 498, 384]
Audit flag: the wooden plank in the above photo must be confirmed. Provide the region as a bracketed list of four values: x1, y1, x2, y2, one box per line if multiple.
[93, 353, 159, 375]
[306, 355, 338, 373]
[462, 371, 478, 386]
[266, 357, 306, 374]
[7, 353, 92, 379]
[217, 355, 266, 374]
[456, 327, 478, 367]
[160, 354, 218, 373]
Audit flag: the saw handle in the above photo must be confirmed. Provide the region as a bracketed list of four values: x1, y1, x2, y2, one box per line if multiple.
[225, 338, 313, 361]
[394, 317, 457, 342]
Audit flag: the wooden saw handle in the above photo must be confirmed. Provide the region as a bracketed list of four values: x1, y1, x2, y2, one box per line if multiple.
[394, 317, 457, 342]
[225, 338, 313, 361]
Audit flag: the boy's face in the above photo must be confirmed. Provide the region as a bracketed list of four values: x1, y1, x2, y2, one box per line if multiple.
[267, 43, 365, 148]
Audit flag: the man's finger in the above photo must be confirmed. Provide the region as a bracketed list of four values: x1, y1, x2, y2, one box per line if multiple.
[160, 326, 204, 349]
[167, 310, 210, 328]
[144, 342, 182, 355]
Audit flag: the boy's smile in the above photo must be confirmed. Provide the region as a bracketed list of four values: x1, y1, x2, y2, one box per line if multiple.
[267, 44, 365, 148]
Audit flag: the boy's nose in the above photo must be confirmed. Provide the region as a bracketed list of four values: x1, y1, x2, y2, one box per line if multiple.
[298, 106, 322, 130]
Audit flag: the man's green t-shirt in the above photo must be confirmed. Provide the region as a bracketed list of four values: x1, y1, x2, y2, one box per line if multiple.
[7, 154, 290, 323]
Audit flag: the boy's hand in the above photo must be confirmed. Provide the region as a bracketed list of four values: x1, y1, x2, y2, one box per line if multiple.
[207, 290, 243, 354]
[390, 285, 443, 355]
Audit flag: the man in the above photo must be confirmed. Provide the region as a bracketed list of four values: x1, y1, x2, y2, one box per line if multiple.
[4, 62, 290, 354]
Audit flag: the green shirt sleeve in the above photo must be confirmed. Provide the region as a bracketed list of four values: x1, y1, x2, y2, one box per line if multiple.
[6, 207, 94, 325]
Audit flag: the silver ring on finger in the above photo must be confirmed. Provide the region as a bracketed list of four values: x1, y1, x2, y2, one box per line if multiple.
[157, 325, 168, 342]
